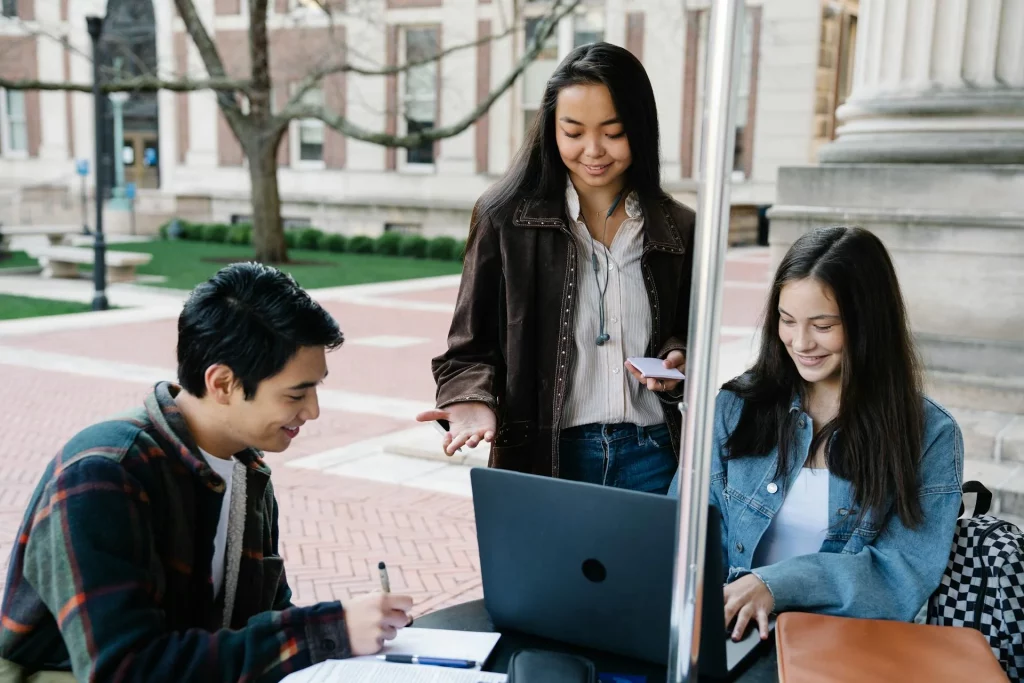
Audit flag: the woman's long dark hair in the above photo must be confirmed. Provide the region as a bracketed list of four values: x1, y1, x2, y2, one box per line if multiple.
[724, 226, 925, 528]
[476, 42, 663, 218]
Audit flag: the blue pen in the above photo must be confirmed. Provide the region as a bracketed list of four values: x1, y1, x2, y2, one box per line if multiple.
[378, 654, 477, 669]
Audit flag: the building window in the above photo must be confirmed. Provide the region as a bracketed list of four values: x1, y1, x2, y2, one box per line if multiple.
[291, 86, 325, 165]
[384, 222, 422, 235]
[521, 9, 604, 138]
[731, 11, 755, 176]
[692, 9, 756, 180]
[813, 2, 858, 158]
[521, 17, 559, 137]
[572, 10, 604, 48]
[1, 0, 16, 18]
[403, 28, 438, 166]
[1, 90, 28, 156]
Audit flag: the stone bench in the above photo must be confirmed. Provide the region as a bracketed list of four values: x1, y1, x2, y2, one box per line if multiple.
[0, 225, 81, 251]
[24, 245, 153, 283]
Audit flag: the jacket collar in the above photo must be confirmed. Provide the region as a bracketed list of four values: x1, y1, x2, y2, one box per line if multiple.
[144, 381, 272, 491]
[511, 185, 685, 253]
[564, 178, 643, 223]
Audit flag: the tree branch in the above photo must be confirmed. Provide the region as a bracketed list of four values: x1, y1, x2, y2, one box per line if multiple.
[281, 0, 580, 147]
[173, 0, 231, 79]
[0, 76, 250, 93]
[283, 17, 523, 113]
[174, 0, 248, 132]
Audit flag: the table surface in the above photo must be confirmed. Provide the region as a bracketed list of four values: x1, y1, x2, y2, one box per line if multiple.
[414, 599, 779, 683]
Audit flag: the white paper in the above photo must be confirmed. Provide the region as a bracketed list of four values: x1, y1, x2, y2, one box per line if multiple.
[282, 660, 507, 683]
[351, 628, 501, 668]
[626, 357, 686, 380]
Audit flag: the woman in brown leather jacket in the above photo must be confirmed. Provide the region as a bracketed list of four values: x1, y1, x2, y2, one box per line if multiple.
[416, 42, 695, 493]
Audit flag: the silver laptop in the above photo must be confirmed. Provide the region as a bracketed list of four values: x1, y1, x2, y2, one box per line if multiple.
[470, 467, 772, 678]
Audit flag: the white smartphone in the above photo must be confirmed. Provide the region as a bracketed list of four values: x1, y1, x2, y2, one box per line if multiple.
[626, 357, 686, 381]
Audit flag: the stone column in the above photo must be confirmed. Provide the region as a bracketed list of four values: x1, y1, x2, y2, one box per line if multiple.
[819, 0, 1024, 164]
[768, 0, 1024, 515]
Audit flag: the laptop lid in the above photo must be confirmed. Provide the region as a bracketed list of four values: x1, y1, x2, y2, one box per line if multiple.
[470, 467, 772, 671]
[471, 467, 676, 664]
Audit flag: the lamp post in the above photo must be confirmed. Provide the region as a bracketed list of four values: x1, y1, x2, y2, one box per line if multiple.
[86, 15, 108, 311]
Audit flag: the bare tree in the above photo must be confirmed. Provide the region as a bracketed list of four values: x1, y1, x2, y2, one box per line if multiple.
[0, 0, 579, 262]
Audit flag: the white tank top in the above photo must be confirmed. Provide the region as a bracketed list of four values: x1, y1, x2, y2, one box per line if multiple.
[752, 467, 830, 568]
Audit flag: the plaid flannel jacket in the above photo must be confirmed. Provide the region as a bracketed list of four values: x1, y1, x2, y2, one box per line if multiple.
[0, 382, 349, 682]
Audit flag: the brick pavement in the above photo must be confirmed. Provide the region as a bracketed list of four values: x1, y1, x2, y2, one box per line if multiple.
[0, 248, 771, 618]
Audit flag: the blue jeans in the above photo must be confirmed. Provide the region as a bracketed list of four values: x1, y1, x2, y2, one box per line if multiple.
[559, 423, 678, 494]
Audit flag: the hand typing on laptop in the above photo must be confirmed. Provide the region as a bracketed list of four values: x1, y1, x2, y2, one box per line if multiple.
[723, 574, 774, 642]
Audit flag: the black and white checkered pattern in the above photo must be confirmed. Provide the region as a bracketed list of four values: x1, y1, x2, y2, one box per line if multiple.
[928, 494, 1024, 681]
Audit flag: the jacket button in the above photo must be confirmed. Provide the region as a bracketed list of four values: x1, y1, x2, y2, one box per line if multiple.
[735, 542, 744, 553]
[766, 482, 778, 494]
[798, 418, 807, 428]
[322, 639, 336, 651]
[838, 508, 848, 516]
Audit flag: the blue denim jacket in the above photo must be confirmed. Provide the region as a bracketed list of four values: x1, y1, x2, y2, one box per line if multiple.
[669, 389, 964, 622]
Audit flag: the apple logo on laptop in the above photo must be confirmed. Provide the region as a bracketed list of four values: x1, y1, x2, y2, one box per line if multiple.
[582, 558, 607, 583]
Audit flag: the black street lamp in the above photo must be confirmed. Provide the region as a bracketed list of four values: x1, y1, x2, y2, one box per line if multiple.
[86, 15, 108, 311]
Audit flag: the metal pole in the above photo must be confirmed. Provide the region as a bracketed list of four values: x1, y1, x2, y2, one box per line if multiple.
[667, 1, 743, 681]
[87, 16, 108, 311]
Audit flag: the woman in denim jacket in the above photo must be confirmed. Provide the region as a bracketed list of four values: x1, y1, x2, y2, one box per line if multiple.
[669, 226, 963, 643]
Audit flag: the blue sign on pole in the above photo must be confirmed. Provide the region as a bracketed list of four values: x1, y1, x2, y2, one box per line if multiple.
[125, 182, 137, 200]
[75, 159, 90, 176]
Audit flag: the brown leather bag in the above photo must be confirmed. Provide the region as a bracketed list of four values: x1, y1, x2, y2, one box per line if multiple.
[775, 612, 1009, 683]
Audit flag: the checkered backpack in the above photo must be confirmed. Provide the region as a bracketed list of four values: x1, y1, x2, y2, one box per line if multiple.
[927, 481, 1024, 680]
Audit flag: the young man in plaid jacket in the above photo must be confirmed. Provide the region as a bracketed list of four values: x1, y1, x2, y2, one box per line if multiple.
[0, 262, 413, 682]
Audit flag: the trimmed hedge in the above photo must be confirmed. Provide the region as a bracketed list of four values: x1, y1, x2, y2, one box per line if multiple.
[398, 234, 428, 259]
[348, 235, 375, 254]
[297, 228, 323, 250]
[426, 236, 458, 261]
[227, 224, 252, 246]
[157, 218, 463, 261]
[320, 233, 347, 253]
[375, 232, 403, 256]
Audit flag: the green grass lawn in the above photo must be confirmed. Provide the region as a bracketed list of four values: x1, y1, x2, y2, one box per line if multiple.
[0, 251, 40, 269]
[124, 241, 463, 290]
[0, 294, 96, 320]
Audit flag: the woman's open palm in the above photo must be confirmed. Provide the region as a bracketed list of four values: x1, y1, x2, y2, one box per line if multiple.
[416, 402, 497, 456]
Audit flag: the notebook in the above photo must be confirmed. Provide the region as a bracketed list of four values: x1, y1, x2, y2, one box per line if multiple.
[281, 660, 506, 683]
[281, 628, 504, 683]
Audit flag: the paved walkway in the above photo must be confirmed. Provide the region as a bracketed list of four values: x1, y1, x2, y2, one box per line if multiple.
[0, 248, 772, 615]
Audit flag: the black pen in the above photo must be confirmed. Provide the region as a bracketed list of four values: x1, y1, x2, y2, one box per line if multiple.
[378, 654, 476, 668]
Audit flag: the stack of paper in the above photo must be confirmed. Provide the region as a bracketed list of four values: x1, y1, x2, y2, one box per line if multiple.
[282, 628, 505, 683]
[281, 660, 506, 683]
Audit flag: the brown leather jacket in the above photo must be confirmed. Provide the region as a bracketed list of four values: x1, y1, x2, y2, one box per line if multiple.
[431, 192, 696, 477]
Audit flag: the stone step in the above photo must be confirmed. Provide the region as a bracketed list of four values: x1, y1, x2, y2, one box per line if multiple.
[947, 405, 1024, 463]
[380, 424, 490, 468]
[960, 458, 1024, 520]
[927, 371, 1024, 415]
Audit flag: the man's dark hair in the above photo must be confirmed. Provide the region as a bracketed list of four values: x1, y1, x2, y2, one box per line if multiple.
[177, 262, 344, 399]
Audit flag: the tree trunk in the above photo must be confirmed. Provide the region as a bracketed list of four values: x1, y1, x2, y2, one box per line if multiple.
[248, 135, 287, 264]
